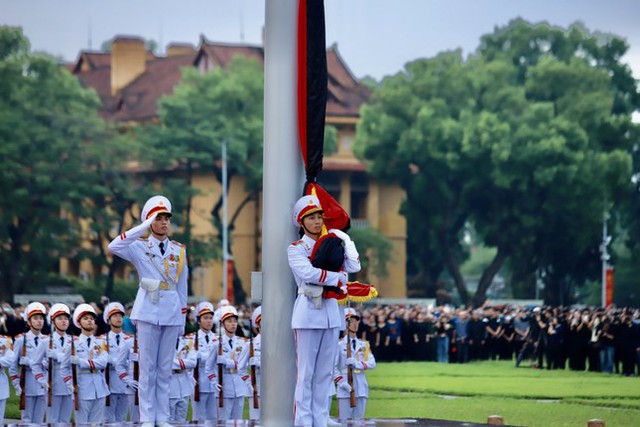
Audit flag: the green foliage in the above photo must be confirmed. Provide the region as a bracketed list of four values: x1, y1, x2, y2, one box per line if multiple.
[349, 227, 393, 279]
[355, 20, 638, 306]
[0, 27, 107, 300]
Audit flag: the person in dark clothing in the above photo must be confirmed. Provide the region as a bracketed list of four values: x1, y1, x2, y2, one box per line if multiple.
[453, 311, 470, 363]
[546, 316, 565, 370]
[597, 318, 616, 373]
[484, 309, 502, 361]
[500, 316, 515, 360]
[617, 313, 639, 376]
[385, 311, 403, 362]
[567, 311, 589, 371]
[468, 310, 486, 361]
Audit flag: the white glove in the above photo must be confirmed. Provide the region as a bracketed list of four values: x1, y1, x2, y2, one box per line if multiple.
[218, 356, 236, 370]
[329, 228, 352, 243]
[213, 382, 222, 392]
[19, 356, 31, 366]
[338, 271, 349, 287]
[37, 377, 49, 391]
[124, 378, 139, 391]
[345, 357, 356, 367]
[198, 351, 209, 362]
[246, 382, 254, 395]
[130, 352, 139, 363]
[13, 383, 22, 396]
[66, 382, 74, 394]
[70, 355, 80, 365]
[249, 357, 260, 368]
[106, 354, 115, 366]
[338, 380, 352, 393]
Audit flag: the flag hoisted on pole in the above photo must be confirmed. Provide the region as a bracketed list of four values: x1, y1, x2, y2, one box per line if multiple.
[297, 0, 328, 184]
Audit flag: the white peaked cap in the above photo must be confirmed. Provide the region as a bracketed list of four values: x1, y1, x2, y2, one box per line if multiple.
[140, 195, 172, 222]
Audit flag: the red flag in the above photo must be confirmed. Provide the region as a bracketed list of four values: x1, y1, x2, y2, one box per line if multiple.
[297, 0, 327, 182]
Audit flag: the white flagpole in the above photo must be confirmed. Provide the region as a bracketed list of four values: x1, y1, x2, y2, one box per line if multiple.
[262, 1, 301, 425]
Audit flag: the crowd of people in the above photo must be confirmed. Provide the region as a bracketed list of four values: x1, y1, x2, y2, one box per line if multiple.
[354, 303, 640, 376]
[1, 298, 639, 425]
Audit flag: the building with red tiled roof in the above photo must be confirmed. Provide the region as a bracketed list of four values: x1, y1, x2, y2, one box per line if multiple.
[66, 35, 406, 300]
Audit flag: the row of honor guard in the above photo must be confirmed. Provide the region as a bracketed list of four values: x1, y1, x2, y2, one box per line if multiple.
[0, 303, 375, 423]
[0, 300, 263, 424]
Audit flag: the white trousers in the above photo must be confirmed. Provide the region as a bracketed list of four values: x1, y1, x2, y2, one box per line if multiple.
[220, 396, 244, 420]
[0, 398, 6, 425]
[129, 394, 140, 422]
[76, 397, 105, 423]
[169, 396, 189, 422]
[104, 392, 130, 422]
[137, 321, 182, 423]
[337, 397, 367, 421]
[192, 391, 218, 421]
[46, 394, 73, 423]
[294, 327, 339, 427]
[248, 394, 260, 420]
[21, 395, 46, 423]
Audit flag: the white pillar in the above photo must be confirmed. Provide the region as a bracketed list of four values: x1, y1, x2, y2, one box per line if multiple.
[262, 1, 301, 426]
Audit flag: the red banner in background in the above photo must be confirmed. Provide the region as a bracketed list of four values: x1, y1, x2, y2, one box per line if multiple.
[605, 267, 614, 307]
[226, 259, 234, 304]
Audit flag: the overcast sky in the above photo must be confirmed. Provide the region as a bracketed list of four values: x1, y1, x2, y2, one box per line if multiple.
[2, 0, 639, 81]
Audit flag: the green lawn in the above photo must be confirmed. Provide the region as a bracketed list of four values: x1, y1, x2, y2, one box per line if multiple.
[5, 361, 640, 426]
[358, 361, 640, 426]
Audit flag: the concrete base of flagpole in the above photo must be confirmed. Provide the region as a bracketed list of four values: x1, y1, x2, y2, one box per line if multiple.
[587, 420, 605, 427]
[487, 415, 505, 425]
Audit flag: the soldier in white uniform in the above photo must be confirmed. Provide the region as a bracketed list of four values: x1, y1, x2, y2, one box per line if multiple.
[103, 301, 138, 422]
[288, 195, 361, 427]
[169, 333, 197, 422]
[248, 305, 261, 421]
[30, 303, 73, 423]
[108, 195, 188, 427]
[9, 302, 48, 424]
[114, 331, 139, 421]
[70, 303, 110, 423]
[0, 332, 16, 424]
[191, 301, 220, 423]
[210, 305, 250, 420]
[335, 308, 376, 422]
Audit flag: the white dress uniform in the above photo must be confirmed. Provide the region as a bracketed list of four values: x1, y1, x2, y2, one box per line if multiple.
[335, 336, 376, 421]
[208, 333, 250, 420]
[248, 332, 261, 421]
[9, 331, 47, 423]
[169, 334, 196, 422]
[73, 334, 110, 423]
[30, 332, 73, 423]
[288, 219, 360, 427]
[104, 330, 133, 422]
[108, 196, 188, 425]
[0, 335, 16, 424]
[191, 328, 220, 422]
[114, 334, 139, 421]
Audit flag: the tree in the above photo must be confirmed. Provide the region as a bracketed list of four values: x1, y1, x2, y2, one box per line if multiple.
[0, 27, 106, 300]
[355, 20, 636, 306]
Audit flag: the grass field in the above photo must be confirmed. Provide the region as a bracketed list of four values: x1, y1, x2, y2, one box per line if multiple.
[359, 361, 640, 427]
[4, 361, 640, 426]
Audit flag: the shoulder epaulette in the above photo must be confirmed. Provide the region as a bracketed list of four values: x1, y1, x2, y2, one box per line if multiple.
[171, 240, 186, 248]
[186, 332, 196, 337]
[240, 337, 249, 342]
[123, 334, 134, 340]
[123, 331, 134, 336]
[138, 237, 148, 241]
[98, 334, 107, 338]
[15, 333, 24, 339]
[291, 240, 303, 246]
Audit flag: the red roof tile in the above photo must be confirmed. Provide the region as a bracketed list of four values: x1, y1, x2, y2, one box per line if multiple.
[70, 37, 369, 123]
